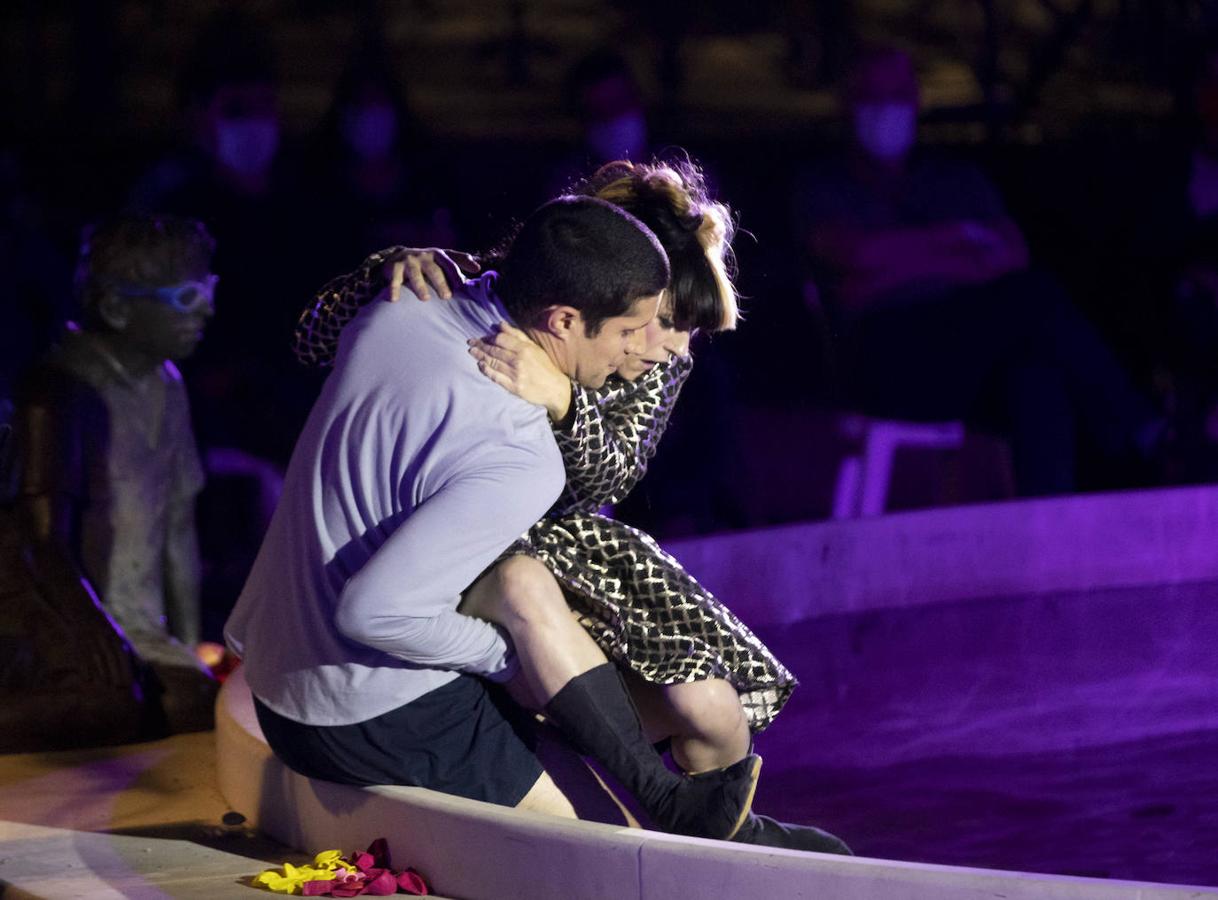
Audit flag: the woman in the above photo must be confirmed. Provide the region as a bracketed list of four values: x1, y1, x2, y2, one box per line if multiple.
[295, 160, 848, 853]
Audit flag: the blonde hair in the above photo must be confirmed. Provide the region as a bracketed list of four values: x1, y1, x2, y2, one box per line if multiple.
[579, 157, 739, 332]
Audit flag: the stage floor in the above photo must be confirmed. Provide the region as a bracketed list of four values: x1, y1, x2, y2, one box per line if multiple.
[1, 580, 1214, 894]
[0, 731, 307, 897]
[750, 580, 1218, 886]
[0, 732, 454, 898]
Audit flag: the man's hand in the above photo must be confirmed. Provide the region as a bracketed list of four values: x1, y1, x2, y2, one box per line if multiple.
[383, 249, 481, 302]
[468, 323, 573, 422]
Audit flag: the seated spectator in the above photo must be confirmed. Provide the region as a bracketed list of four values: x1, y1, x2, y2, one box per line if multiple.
[547, 51, 657, 197]
[129, 9, 314, 465]
[1134, 37, 1218, 481]
[5, 213, 218, 749]
[305, 40, 457, 274]
[794, 45, 1164, 495]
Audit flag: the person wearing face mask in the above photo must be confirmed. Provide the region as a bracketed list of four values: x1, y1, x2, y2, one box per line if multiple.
[128, 10, 318, 473]
[794, 45, 1166, 496]
[1130, 37, 1218, 482]
[305, 48, 456, 283]
[290, 160, 852, 854]
[545, 52, 656, 200]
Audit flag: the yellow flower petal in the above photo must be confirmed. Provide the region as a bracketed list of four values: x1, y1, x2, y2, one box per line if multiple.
[314, 849, 343, 867]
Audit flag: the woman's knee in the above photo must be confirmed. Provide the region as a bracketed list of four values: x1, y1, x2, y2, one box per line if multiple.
[665, 678, 746, 740]
[486, 555, 569, 628]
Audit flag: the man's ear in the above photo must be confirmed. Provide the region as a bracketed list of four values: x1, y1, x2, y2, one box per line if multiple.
[96, 292, 131, 331]
[540, 305, 582, 341]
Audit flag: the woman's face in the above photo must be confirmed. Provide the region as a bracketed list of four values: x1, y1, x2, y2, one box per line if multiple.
[615, 292, 691, 381]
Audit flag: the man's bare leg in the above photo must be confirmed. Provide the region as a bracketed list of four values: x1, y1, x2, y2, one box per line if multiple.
[516, 772, 578, 817]
[515, 724, 638, 827]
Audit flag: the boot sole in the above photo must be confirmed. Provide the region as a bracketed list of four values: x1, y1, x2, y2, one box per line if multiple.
[723, 754, 763, 841]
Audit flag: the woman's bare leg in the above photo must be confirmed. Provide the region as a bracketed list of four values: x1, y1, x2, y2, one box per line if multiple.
[463, 555, 760, 837]
[627, 675, 752, 774]
[460, 555, 608, 706]
[463, 555, 752, 772]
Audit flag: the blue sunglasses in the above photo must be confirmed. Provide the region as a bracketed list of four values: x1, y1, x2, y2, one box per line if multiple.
[114, 274, 218, 313]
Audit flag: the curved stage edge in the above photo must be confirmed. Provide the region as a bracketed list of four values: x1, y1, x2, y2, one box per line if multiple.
[218, 663, 1216, 900]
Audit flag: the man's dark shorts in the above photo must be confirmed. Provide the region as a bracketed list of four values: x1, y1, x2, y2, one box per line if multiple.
[253, 674, 544, 807]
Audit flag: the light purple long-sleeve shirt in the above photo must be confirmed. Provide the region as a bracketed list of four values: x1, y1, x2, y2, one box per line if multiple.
[224, 274, 564, 726]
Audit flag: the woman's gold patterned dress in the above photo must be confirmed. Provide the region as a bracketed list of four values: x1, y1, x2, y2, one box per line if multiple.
[295, 249, 795, 731]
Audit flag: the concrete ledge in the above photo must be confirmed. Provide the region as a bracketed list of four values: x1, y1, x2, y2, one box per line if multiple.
[216, 667, 1217, 899]
[0, 819, 283, 899]
[663, 486, 1218, 624]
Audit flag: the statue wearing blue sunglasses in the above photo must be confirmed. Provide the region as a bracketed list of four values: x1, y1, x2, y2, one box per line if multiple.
[4, 213, 219, 751]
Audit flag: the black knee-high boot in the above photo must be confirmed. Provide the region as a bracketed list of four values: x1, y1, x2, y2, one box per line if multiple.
[679, 737, 852, 854]
[731, 813, 854, 854]
[544, 663, 761, 839]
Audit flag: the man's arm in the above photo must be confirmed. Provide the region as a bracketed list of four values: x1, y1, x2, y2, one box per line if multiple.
[333, 440, 562, 681]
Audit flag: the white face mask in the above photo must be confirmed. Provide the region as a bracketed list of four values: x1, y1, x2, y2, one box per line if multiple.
[340, 104, 398, 161]
[586, 111, 648, 162]
[215, 117, 280, 179]
[852, 103, 917, 162]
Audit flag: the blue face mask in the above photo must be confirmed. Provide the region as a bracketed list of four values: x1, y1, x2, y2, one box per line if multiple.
[586, 111, 648, 162]
[340, 104, 399, 160]
[852, 103, 917, 162]
[215, 117, 280, 179]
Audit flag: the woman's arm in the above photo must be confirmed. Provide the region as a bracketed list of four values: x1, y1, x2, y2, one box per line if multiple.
[552, 354, 694, 515]
[465, 326, 695, 513]
[293, 247, 478, 367]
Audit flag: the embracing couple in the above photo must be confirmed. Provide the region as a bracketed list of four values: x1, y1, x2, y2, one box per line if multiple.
[225, 159, 849, 854]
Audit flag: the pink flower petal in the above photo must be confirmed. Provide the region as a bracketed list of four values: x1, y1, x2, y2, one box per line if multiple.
[365, 838, 391, 869]
[350, 851, 374, 872]
[359, 871, 398, 896]
[302, 880, 335, 896]
[397, 869, 429, 895]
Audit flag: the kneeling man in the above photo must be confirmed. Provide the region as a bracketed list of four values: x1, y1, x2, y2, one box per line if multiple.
[225, 197, 758, 837]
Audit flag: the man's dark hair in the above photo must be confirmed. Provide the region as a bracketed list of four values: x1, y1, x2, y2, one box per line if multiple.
[495, 196, 669, 335]
[75, 214, 216, 320]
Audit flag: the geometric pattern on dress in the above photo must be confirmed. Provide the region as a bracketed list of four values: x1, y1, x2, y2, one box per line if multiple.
[293, 246, 797, 732]
[513, 513, 796, 733]
[551, 353, 692, 516]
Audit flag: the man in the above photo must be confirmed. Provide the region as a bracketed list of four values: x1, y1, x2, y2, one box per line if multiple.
[6, 213, 218, 750]
[795, 45, 1164, 495]
[225, 196, 760, 836]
